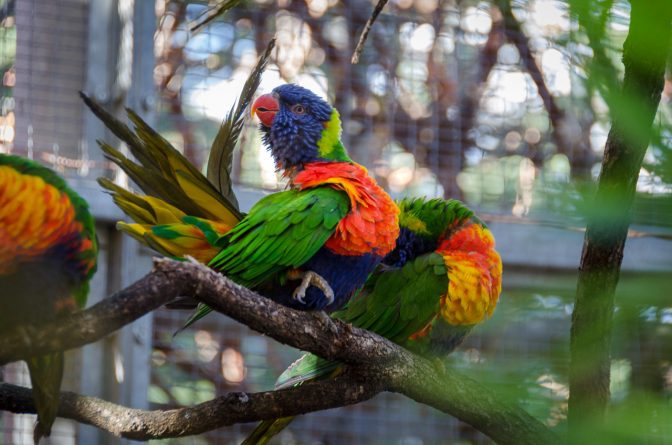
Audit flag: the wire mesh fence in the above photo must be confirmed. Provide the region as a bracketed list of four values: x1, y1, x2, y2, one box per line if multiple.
[1, 0, 671, 444]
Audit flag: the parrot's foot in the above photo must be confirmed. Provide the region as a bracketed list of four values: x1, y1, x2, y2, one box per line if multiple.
[292, 271, 335, 306]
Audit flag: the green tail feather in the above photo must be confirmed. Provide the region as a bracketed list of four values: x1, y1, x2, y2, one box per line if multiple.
[81, 93, 243, 224]
[207, 38, 275, 209]
[27, 352, 64, 444]
[176, 303, 215, 335]
[275, 354, 341, 389]
[242, 417, 295, 445]
[240, 355, 341, 443]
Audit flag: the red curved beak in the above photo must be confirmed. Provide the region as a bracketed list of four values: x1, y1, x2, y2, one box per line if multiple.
[251, 94, 279, 127]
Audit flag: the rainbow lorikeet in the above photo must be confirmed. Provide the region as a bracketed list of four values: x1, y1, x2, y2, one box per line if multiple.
[83, 83, 399, 321]
[205, 84, 399, 311]
[242, 197, 503, 445]
[0, 154, 98, 443]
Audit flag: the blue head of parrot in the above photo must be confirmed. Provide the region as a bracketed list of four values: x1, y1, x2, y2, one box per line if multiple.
[252, 84, 342, 170]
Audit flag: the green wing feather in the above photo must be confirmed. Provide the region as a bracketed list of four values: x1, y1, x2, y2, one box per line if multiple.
[397, 197, 482, 239]
[209, 187, 349, 287]
[334, 252, 447, 346]
[181, 187, 350, 329]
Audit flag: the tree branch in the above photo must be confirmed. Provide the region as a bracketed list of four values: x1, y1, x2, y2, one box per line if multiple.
[351, 0, 389, 64]
[0, 259, 561, 444]
[0, 258, 393, 367]
[391, 355, 562, 445]
[0, 259, 181, 365]
[0, 373, 380, 440]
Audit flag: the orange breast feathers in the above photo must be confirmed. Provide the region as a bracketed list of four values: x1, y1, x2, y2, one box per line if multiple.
[293, 162, 399, 257]
[437, 223, 502, 326]
[0, 165, 83, 274]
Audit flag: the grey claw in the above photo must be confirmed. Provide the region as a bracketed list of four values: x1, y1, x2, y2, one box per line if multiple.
[291, 270, 335, 307]
[292, 279, 309, 304]
[324, 288, 335, 306]
[293, 292, 306, 304]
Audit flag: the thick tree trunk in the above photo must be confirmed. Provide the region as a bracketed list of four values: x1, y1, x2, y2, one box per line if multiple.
[568, 1, 672, 439]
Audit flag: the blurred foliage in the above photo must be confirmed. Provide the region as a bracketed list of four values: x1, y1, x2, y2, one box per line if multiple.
[145, 0, 672, 443]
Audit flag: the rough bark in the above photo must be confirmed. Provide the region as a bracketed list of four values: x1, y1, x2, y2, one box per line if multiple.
[0, 260, 180, 365]
[0, 259, 562, 444]
[0, 259, 390, 366]
[568, 0, 672, 437]
[0, 374, 379, 440]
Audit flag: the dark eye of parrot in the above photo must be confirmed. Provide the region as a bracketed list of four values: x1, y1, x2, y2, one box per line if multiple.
[291, 104, 306, 115]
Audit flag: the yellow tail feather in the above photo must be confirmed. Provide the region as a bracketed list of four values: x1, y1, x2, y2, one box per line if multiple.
[85, 93, 246, 263]
[117, 219, 227, 264]
[174, 171, 239, 226]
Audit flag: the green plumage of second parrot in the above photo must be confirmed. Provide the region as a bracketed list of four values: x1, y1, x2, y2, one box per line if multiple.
[243, 197, 502, 445]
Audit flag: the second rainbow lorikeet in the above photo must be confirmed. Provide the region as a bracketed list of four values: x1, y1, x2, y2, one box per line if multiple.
[0, 154, 98, 443]
[242, 197, 502, 445]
